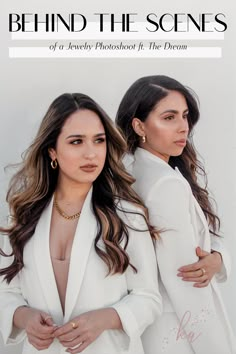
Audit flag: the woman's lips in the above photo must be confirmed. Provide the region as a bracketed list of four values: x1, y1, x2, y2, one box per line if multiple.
[174, 140, 186, 147]
[80, 165, 97, 172]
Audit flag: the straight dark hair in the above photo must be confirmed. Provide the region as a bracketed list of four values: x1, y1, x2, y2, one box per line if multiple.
[116, 75, 220, 236]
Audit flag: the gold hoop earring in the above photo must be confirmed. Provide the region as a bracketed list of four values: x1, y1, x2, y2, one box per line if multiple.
[142, 136, 146, 143]
[51, 159, 58, 169]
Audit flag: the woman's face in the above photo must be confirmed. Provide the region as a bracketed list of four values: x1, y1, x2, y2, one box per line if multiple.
[133, 90, 189, 162]
[49, 109, 107, 187]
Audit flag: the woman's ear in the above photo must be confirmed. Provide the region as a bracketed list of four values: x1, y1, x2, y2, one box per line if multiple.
[48, 147, 56, 160]
[132, 118, 146, 137]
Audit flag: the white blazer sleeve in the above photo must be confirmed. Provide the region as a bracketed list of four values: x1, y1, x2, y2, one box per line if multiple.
[211, 235, 231, 282]
[0, 236, 27, 345]
[111, 210, 162, 348]
[146, 176, 232, 353]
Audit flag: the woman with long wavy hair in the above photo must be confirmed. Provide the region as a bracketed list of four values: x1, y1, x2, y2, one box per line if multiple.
[0, 93, 162, 354]
[116, 75, 235, 353]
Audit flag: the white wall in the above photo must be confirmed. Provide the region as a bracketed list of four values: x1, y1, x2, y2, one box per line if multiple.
[0, 0, 235, 353]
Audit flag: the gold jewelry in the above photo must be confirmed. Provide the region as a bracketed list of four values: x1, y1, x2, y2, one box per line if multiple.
[200, 268, 206, 276]
[51, 159, 58, 169]
[142, 136, 146, 143]
[70, 321, 78, 329]
[54, 195, 81, 220]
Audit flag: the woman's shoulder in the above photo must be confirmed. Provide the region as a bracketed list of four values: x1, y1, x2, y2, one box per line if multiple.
[145, 173, 192, 212]
[115, 199, 147, 228]
[115, 198, 144, 215]
[153, 170, 190, 190]
[132, 149, 178, 186]
[134, 163, 190, 202]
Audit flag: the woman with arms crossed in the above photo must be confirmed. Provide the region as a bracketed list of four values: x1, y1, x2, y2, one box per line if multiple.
[0, 93, 162, 354]
[116, 75, 235, 353]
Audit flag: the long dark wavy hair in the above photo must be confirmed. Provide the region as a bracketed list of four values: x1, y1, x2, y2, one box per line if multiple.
[0, 93, 156, 283]
[115, 75, 220, 236]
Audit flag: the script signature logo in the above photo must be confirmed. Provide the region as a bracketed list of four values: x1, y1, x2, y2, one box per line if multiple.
[176, 310, 202, 343]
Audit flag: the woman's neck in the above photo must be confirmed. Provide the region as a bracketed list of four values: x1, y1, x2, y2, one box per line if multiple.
[55, 179, 92, 205]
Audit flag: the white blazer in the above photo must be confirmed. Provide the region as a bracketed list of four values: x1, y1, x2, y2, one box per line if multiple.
[0, 187, 162, 354]
[130, 148, 235, 354]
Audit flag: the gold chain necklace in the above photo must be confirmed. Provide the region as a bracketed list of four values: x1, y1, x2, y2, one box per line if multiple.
[53, 195, 81, 220]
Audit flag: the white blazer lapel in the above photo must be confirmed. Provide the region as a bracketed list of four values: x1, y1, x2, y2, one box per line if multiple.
[192, 197, 211, 250]
[33, 197, 64, 324]
[175, 166, 211, 250]
[64, 187, 97, 323]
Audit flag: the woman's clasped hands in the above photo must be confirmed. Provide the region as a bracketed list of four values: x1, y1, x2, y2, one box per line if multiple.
[54, 308, 120, 354]
[20, 307, 120, 353]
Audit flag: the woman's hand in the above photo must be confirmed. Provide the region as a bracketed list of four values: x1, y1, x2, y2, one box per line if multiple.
[53, 308, 121, 354]
[177, 246, 222, 287]
[13, 306, 56, 351]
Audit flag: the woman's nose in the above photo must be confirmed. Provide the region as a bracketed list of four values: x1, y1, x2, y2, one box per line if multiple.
[84, 145, 96, 159]
[179, 117, 189, 133]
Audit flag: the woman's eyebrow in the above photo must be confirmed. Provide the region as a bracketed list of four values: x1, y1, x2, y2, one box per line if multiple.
[160, 108, 189, 115]
[66, 132, 106, 139]
[94, 133, 106, 137]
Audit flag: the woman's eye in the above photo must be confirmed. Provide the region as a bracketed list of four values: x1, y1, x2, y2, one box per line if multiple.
[95, 138, 106, 143]
[70, 139, 82, 145]
[164, 116, 174, 121]
[183, 114, 189, 119]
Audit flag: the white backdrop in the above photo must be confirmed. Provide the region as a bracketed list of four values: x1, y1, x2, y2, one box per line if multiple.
[0, 0, 235, 353]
